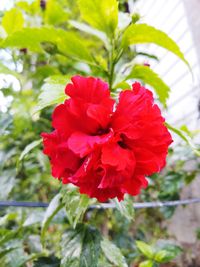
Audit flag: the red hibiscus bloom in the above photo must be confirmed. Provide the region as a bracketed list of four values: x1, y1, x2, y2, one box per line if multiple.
[41, 76, 172, 202]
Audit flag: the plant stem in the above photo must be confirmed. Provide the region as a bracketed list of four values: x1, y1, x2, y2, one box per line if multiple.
[108, 39, 115, 91]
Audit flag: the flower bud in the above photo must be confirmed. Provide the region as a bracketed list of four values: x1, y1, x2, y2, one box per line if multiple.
[132, 13, 140, 24]
[40, 0, 46, 11]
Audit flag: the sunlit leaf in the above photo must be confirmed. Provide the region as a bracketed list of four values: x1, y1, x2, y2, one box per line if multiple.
[62, 185, 91, 228]
[155, 250, 171, 263]
[80, 226, 101, 267]
[44, 0, 69, 25]
[23, 211, 44, 227]
[0, 213, 18, 226]
[122, 24, 189, 67]
[136, 241, 155, 259]
[61, 226, 82, 267]
[19, 139, 42, 161]
[139, 260, 153, 267]
[101, 238, 128, 267]
[113, 81, 131, 90]
[61, 224, 101, 267]
[126, 65, 170, 106]
[166, 123, 200, 156]
[1, 27, 93, 61]
[16, 0, 40, 15]
[0, 248, 17, 260]
[0, 229, 20, 246]
[41, 194, 64, 244]
[0, 170, 16, 200]
[2, 8, 24, 34]
[112, 195, 134, 222]
[154, 244, 182, 263]
[78, 0, 118, 37]
[69, 20, 109, 48]
[33, 75, 67, 113]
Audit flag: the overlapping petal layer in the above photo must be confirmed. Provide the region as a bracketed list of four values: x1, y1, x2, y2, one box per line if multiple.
[42, 76, 172, 202]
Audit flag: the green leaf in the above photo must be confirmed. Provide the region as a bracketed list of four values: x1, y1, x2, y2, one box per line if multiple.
[80, 226, 101, 267]
[19, 139, 42, 161]
[154, 244, 182, 263]
[136, 241, 155, 259]
[23, 210, 44, 227]
[2, 8, 24, 35]
[5, 247, 42, 267]
[112, 195, 134, 222]
[41, 194, 64, 244]
[78, 0, 118, 37]
[1, 27, 93, 61]
[0, 248, 17, 260]
[113, 81, 131, 90]
[61, 226, 82, 267]
[62, 185, 91, 228]
[126, 65, 170, 106]
[44, 0, 69, 25]
[69, 20, 109, 48]
[0, 229, 20, 246]
[0, 170, 16, 200]
[61, 225, 101, 267]
[16, 1, 40, 15]
[33, 75, 67, 113]
[154, 250, 171, 263]
[122, 24, 189, 67]
[139, 260, 154, 267]
[166, 123, 200, 156]
[34, 256, 60, 267]
[101, 238, 128, 267]
[0, 213, 17, 226]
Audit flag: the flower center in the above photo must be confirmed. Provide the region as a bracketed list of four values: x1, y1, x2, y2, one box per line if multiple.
[117, 134, 128, 149]
[96, 128, 110, 136]
[117, 140, 128, 149]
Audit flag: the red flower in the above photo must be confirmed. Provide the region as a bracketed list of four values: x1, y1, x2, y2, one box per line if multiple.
[41, 76, 172, 202]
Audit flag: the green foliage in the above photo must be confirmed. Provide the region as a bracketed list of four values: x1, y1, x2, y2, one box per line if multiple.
[33, 75, 67, 113]
[154, 244, 182, 263]
[78, 0, 118, 37]
[44, 0, 69, 25]
[19, 139, 42, 161]
[112, 195, 135, 222]
[136, 240, 182, 266]
[34, 256, 60, 267]
[166, 123, 200, 156]
[2, 8, 24, 34]
[101, 238, 128, 267]
[23, 210, 44, 227]
[61, 224, 101, 267]
[0, 212, 17, 226]
[139, 260, 154, 267]
[136, 241, 155, 259]
[62, 185, 91, 228]
[1, 27, 93, 61]
[122, 23, 189, 67]
[126, 65, 170, 106]
[0, 247, 17, 260]
[0, 170, 16, 200]
[41, 194, 64, 244]
[69, 20, 109, 47]
[80, 225, 101, 267]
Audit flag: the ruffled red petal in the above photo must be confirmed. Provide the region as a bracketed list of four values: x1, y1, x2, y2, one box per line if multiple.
[42, 76, 173, 202]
